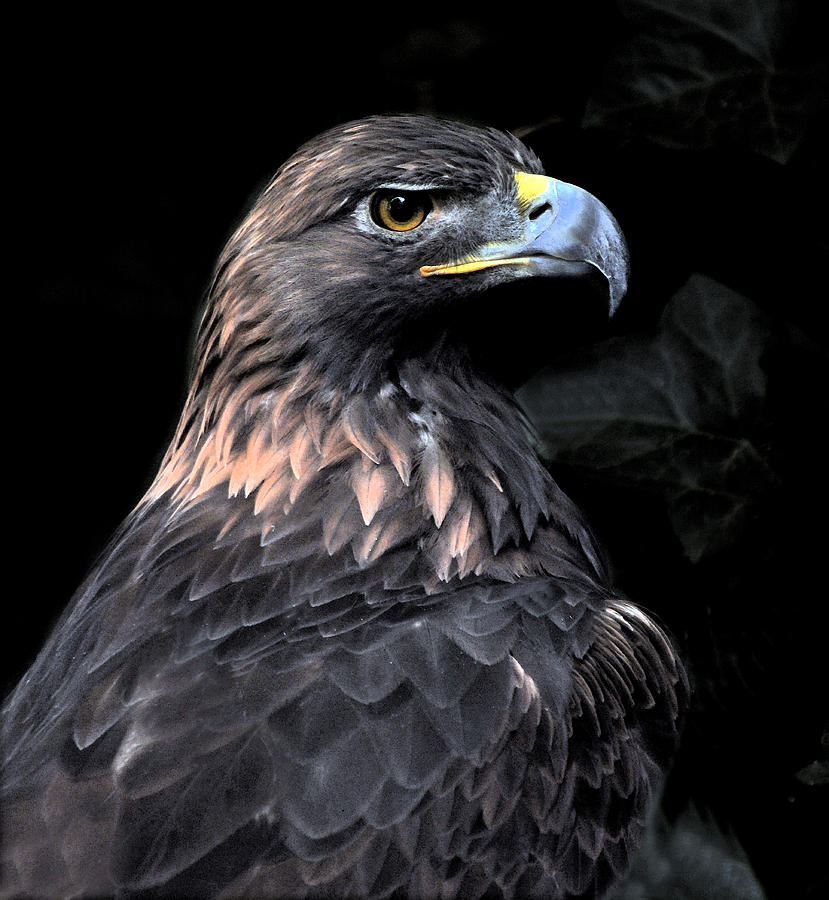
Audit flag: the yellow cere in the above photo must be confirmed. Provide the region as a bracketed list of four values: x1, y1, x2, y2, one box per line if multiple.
[514, 171, 552, 208]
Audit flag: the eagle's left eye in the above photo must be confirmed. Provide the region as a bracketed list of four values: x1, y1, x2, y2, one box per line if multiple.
[371, 191, 432, 232]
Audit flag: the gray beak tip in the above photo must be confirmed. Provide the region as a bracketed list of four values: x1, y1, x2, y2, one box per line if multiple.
[602, 244, 630, 318]
[542, 179, 631, 317]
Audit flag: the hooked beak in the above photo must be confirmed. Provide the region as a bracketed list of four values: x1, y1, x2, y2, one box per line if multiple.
[420, 172, 630, 315]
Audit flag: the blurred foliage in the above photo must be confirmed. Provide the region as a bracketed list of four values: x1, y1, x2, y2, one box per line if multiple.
[796, 726, 829, 787]
[518, 274, 778, 562]
[584, 0, 820, 163]
[609, 805, 766, 899]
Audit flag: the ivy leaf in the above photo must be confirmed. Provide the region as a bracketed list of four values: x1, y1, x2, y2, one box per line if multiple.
[583, 0, 820, 163]
[517, 273, 777, 561]
[795, 727, 829, 787]
[608, 805, 765, 899]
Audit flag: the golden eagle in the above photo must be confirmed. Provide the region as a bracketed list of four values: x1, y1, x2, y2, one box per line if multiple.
[1, 116, 686, 898]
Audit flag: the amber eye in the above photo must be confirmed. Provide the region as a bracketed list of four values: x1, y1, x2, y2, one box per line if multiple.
[371, 190, 432, 232]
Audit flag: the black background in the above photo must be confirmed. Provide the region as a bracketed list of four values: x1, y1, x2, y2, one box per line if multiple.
[8, 4, 828, 897]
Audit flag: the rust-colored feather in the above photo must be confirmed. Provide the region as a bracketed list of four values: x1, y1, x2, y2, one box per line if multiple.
[198, 460, 232, 499]
[317, 425, 356, 471]
[252, 469, 292, 517]
[342, 398, 382, 463]
[227, 454, 250, 499]
[351, 459, 399, 525]
[218, 317, 236, 355]
[421, 440, 456, 528]
[446, 498, 474, 560]
[303, 402, 326, 454]
[288, 424, 318, 481]
[243, 427, 280, 498]
[378, 433, 412, 486]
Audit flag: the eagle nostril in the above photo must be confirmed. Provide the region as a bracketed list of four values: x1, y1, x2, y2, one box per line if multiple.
[528, 201, 552, 221]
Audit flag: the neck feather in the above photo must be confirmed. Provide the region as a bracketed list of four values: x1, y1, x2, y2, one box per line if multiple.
[146, 349, 602, 589]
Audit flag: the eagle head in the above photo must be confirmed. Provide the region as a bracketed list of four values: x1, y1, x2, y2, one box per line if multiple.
[195, 116, 629, 395]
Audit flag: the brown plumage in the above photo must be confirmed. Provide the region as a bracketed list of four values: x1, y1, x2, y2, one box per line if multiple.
[1, 115, 686, 898]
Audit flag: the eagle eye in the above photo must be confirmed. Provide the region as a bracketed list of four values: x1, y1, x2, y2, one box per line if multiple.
[371, 190, 432, 232]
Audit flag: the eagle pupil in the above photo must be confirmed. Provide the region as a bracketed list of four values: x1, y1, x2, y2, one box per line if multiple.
[388, 195, 414, 222]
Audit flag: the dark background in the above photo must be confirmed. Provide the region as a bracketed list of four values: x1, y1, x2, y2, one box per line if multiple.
[8, 3, 827, 897]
